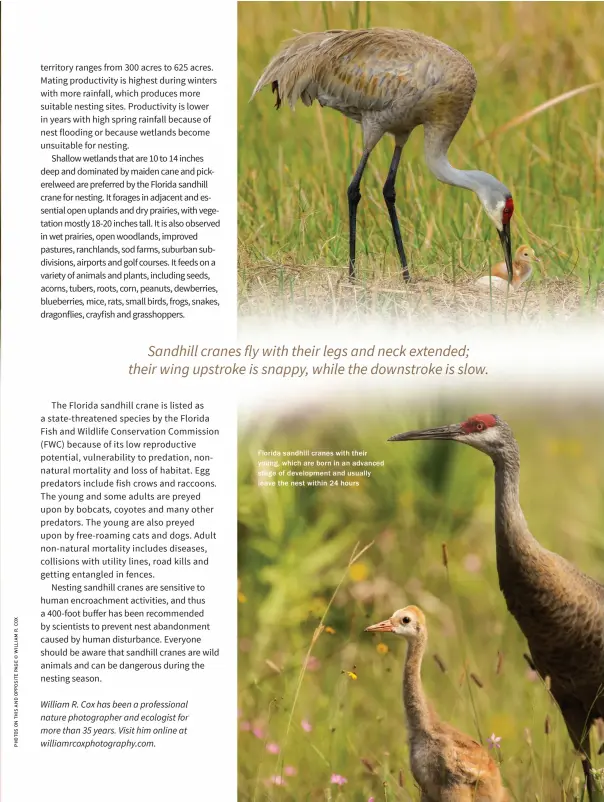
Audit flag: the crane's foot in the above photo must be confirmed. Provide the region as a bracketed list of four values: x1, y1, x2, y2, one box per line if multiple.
[386, 202, 410, 281]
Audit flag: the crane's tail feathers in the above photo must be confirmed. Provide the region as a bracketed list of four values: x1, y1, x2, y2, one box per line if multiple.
[271, 81, 282, 110]
[250, 30, 345, 109]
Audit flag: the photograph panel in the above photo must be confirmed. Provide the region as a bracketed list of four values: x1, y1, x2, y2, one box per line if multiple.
[238, 396, 604, 799]
[238, 2, 604, 322]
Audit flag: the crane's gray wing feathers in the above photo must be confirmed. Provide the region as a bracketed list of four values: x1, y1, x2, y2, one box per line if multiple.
[251, 28, 476, 117]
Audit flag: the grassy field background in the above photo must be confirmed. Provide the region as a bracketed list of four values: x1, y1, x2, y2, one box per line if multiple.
[238, 2, 604, 318]
[238, 399, 604, 800]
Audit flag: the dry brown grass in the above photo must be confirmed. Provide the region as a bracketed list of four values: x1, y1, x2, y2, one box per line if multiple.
[238, 259, 603, 325]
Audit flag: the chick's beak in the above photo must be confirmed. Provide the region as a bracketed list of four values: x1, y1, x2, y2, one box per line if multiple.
[498, 223, 513, 281]
[388, 423, 463, 442]
[365, 619, 394, 633]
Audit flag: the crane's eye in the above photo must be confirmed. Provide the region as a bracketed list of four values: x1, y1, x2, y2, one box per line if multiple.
[402, 616, 411, 624]
[475, 422, 486, 432]
[502, 197, 514, 224]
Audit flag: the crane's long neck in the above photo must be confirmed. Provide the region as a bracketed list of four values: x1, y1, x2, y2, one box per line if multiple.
[423, 127, 492, 197]
[425, 151, 481, 193]
[492, 439, 539, 566]
[402, 635, 432, 735]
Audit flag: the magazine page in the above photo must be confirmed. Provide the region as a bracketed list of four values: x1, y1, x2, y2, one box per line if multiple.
[1, 3, 237, 800]
[2, 2, 604, 802]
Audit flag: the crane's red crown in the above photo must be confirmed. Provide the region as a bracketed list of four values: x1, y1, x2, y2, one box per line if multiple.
[461, 414, 498, 434]
[502, 197, 514, 225]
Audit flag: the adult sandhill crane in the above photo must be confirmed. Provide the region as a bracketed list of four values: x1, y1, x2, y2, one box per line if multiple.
[366, 605, 509, 801]
[388, 415, 604, 800]
[252, 28, 515, 281]
[475, 244, 539, 292]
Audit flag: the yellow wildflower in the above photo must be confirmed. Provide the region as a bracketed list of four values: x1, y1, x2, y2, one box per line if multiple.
[349, 562, 369, 582]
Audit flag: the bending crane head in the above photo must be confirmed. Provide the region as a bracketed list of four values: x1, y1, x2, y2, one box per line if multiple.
[473, 174, 515, 281]
[388, 414, 514, 459]
[365, 605, 426, 642]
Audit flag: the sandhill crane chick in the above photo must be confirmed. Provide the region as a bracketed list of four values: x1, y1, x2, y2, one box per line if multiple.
[389, 415, 604, 801]
[252, 29, 515, 281]
[366, 606, 509, 801]
[475, 245, 539, 292]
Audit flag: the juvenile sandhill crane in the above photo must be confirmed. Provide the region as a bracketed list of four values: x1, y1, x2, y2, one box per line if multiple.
[252, 28, 515, 281]
[475, 244, 539, 292]
[388, 415, 604, 800]
[366, 605, 509, 801]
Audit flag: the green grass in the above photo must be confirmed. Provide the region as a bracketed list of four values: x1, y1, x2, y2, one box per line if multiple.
[238, 400, 604, 800]
[238, 2, 604, 314]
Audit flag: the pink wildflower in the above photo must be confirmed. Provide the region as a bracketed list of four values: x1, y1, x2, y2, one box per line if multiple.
[301, 719, 312, 732]
[330, 774, 348, 785]
[284, 766, 297, 776]
[487, 733, 502, 750]
[266, 742, 280, 754]
[269, 775, 286, 786]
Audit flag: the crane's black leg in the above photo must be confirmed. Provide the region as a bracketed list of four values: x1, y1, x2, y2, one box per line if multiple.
[383, 144, 409, 281]
[560, 704, 598, 801]
[347, 150, 370, 280]
[583, 756, 596, 801]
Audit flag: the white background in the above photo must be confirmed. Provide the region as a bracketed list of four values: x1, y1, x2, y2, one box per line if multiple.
[1, 3, 237, 800]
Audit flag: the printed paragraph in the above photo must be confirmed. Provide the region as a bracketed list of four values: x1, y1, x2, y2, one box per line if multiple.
[40, 697, 190, 750]
[39, 399, 222, 687]
[256, 448, 386, 488]
[39, 63, 222, 321]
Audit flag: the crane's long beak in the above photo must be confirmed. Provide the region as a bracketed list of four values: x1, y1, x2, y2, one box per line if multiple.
[498, 223, 513, 282]
[365, 619, 394, 633]
[387, 423, 463, 442]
